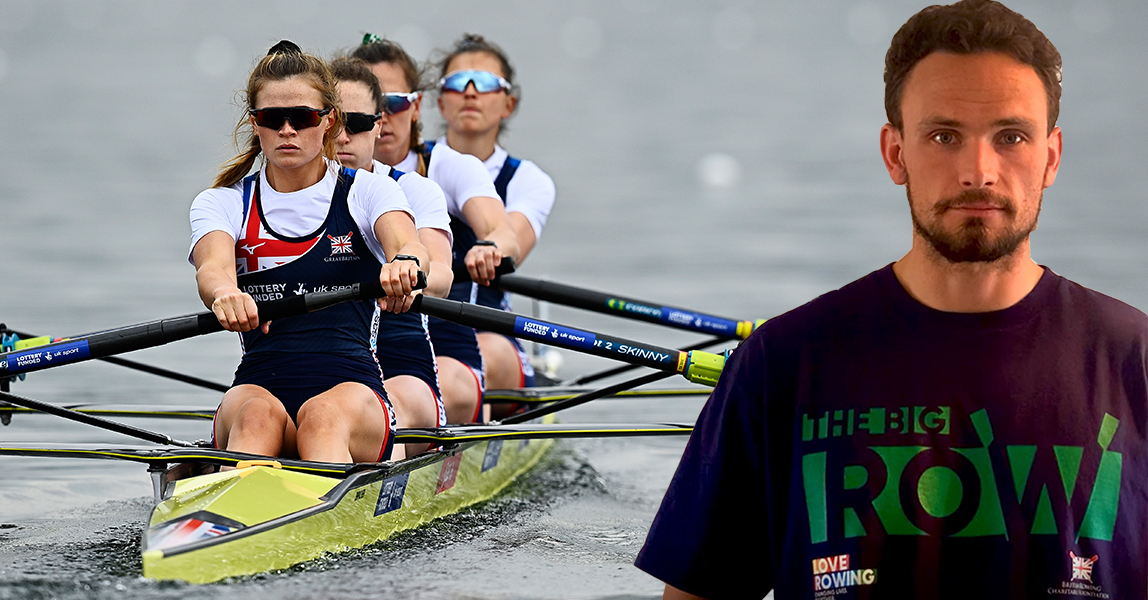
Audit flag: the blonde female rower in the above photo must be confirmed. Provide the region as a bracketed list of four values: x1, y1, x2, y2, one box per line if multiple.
[189, 41, 427, 463]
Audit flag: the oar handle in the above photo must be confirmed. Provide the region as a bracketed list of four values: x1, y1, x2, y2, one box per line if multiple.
[493, 274, 763, 340]
[412, 295, 728, 386]
[0, 272, 426, 378]
[451, 257, 516, 286]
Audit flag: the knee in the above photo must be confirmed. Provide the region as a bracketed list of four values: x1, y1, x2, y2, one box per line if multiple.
[296, 396, 342, 431]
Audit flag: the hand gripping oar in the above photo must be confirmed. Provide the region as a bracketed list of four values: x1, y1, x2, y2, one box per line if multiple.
[0, 273, 426, 379]
[411, 295, 729, 386]
[493, 273, 765, 340]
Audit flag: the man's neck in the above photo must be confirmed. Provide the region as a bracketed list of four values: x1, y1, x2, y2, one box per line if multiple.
[892, 237, 1044, 313]
[445, 130, 497, 162]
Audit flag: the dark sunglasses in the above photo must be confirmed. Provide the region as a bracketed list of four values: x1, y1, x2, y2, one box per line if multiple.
[382, 92, 419, 115]
[438, 70, 511, 94]
[344, 111, 381, 135]
[248, 106, 332, 130]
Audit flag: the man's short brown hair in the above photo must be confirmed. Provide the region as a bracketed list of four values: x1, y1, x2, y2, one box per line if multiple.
[884, 0, 1062, 132]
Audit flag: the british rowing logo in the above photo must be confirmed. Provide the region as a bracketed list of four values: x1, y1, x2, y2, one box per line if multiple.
[1070, 552, 1098, 583]
[328, 231, 354, 255]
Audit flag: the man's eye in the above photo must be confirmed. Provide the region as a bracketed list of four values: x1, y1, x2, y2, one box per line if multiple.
[1000, 132, 1025, 145]
[932, 132, 956, 144]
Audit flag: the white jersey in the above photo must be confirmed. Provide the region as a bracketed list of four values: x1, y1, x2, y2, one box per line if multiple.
[393, 142, 497, 224]
[189, 161, 414, 265]
[371, 159, 452, 246]
[438, 138, 555, 241]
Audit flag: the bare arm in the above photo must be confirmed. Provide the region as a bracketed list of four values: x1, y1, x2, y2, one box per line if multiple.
[461, 195, 520, 285]
[192, 230, 261, 333]
[508, 211, 537, 267]
[664, 584, 707, 600]
[418, 227, 453, 298]
[373, 210, 430, 312]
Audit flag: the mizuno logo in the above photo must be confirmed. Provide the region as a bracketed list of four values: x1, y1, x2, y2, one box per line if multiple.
[239, 242, 266, 254]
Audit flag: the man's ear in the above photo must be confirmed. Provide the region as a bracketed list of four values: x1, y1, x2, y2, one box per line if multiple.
[880, 123, 908, 185]
[1043, 125, 1062, 189]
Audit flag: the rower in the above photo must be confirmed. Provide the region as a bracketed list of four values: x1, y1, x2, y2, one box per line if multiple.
[189, 41, 428, 463]
[433, 34, 556, 407]
[331, 56, 452, 458]
[352, 35, 521, 424]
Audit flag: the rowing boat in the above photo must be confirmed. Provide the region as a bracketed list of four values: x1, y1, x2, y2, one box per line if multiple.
[0, 276, 735, 583]
[143, 418, 553, 583]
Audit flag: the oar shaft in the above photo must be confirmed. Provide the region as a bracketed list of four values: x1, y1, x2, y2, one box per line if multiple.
[501, 370, 674, 424]
[565, 335, 727, 386]
[495, 274, 760, 340]
[413, 296, 726, 386]
[3, 327, 229, 392]
[0, 390, 194, 447]
[0, 277, 418, 379]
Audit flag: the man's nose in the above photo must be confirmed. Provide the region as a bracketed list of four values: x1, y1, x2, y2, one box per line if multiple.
[959, 138, 999, 188]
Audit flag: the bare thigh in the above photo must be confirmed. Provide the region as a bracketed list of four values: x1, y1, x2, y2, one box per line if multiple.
[213, 384, 297, 458]
[436, 356, 481, 424]
[386, 375, 441, 458]
[295, 382, 391, 463]
[477, 332, 523, 391]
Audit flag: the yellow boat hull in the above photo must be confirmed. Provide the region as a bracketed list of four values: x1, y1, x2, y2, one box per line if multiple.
[142, 432, 552, 583]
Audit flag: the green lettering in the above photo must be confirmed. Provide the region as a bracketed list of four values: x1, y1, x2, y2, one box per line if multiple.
[1007, 445, 1036, 500]
[1078, 414, 1122, 542]
[870, 447, 927, 536]
[918, 467, 962, 518]
[1031, 487, 1057, 534]
[1053, 446, 1083, 503]
[803, 452, 828, 544]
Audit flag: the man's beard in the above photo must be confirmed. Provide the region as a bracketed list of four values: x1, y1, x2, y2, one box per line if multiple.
[908, 184, 1040, 264]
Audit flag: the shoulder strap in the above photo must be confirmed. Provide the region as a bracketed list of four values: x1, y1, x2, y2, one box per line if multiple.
[240, 173, 258, 225]
[336, 166, 357, 200]
[493, 155, 521, 204]
[416, 141, 435, 177]
[387, 166, 405, 182]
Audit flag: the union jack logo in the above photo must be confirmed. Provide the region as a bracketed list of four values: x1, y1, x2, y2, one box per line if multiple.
[1070, 552, 1098, 582]
[328, 231, 354, 255]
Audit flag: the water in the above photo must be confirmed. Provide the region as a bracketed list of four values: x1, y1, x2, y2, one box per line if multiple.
[0, 0, 1145, 597]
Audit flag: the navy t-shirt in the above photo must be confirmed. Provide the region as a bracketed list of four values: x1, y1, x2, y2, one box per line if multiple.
[636, 265, 1148, 600]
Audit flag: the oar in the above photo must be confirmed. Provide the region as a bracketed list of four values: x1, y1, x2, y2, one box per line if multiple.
[500, 371, 675, 425]
[563, 335, 727, 386]
[1, 326, 229, 393]
[0, 403, 216, 420]
[0, 390, 198, 447]
[0, 274, 424, 379]
[493, 274, 764, 340]
[411, 295, 729, 386]
[484, 385, 710, 404]
[0, 422, 693, 474]
[393, 421, 692, 444]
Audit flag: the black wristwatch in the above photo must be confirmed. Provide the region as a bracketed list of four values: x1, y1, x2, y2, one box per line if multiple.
[474, 240, 497, 248]
[392, 254, 421, 267]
